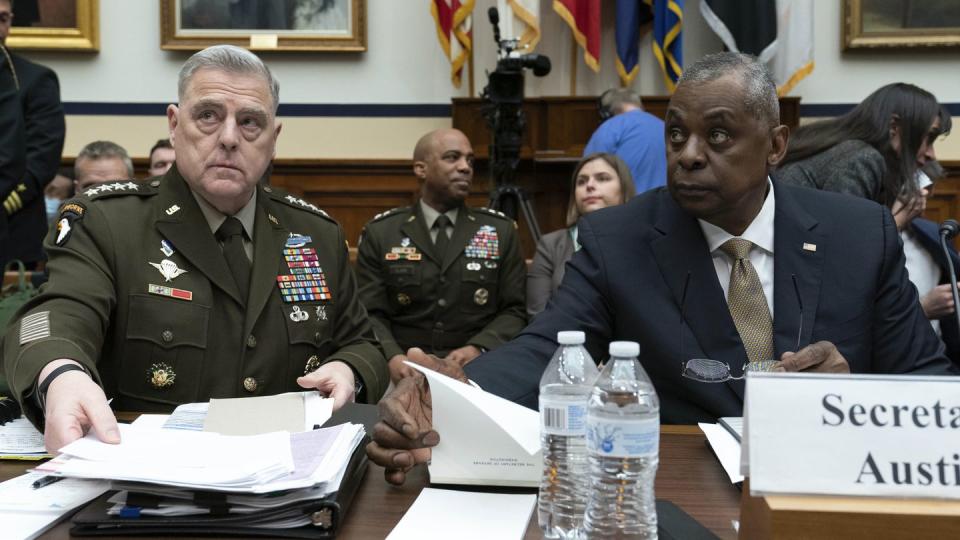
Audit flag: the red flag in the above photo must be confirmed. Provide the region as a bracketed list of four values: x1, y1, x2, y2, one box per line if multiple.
[553, 0, 601, 72]
[431, 0, 476, 87]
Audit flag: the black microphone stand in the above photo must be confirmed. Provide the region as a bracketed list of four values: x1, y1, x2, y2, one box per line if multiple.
[938, 219, 960, 341]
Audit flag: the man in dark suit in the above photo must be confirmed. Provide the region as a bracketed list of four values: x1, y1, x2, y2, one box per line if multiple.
[365, 52, 954, 485]
[0, 0, 66, 269]
[0, 42, 24, 264]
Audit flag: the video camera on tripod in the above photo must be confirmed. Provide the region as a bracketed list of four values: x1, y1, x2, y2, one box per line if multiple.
[482, 6, 551, 240]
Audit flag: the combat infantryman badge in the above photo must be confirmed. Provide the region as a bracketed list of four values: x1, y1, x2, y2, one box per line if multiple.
[149, 362, 176, 389]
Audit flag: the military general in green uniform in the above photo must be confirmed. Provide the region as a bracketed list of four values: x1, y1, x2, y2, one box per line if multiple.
[357, 128, 527, 383]
[2, 45, 388, 453]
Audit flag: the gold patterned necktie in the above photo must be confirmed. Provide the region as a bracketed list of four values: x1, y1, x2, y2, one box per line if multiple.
[719, 238, 774, 364]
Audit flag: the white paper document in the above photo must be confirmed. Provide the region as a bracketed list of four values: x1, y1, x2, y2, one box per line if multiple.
[0, 471, 109, 540]
[407, 362, 541, 487]
[204, 392, 333, 435]
[387, 488, 536, 540]
[698, 422, 744, 484]
[0, 417, 49, 458]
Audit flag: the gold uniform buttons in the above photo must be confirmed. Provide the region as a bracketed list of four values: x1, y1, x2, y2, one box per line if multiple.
[161, 330, 174, 343]
[247, 334, 257, 348]
[304, 354, 323, 375]
[437, 298, 447, 307]
[397, 293, 411, 305]
[243, 377, 258, 392]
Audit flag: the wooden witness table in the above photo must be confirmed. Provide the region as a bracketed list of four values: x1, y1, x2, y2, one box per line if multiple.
[0, 425, 740, 539]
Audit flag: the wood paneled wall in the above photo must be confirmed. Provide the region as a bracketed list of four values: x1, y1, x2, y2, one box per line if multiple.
[113, 96, 955, 257]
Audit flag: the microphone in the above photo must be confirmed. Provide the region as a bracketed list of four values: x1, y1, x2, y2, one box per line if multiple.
[938, 220, 960, 341]
[488, 6, 499, 25]
[940, 219, 960, 240]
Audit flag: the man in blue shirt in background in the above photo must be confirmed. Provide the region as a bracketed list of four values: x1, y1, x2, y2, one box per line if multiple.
[584, 88, 666, 194]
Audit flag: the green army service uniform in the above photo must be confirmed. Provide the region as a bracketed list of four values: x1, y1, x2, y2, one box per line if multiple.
[356, 203, 527, 360]
[3, 166, 387, 426]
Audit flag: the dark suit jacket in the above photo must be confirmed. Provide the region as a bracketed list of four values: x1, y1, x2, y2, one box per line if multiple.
[910, 218, 960, 368]
[526, 228, 575, 317]
[466, 181, 953, 424]
[3, 53, 65, 265]
[0, 47, 24, 257]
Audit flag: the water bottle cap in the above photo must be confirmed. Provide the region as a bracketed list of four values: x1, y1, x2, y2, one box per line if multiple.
[609, 340, 639, 357]
[556, 331, 586, 344]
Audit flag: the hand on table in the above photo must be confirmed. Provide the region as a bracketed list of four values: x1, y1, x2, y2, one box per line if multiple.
[773, 341, 850, 374]
[365, 375, 438, 485]
[298, 360, 356, 410]
[41, 360, 119, 455]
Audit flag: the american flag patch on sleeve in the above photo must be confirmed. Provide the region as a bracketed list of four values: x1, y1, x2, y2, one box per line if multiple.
[20, 311, 51, 344]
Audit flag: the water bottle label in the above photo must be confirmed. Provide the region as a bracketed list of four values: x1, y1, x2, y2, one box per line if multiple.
[539, 398, 587, 436]
[586, 416, 660, 458]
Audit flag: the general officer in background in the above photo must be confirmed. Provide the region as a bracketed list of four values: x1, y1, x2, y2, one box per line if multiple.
[356, 128, 526, 383]
[0, 0, 66, 269]
[2, 44, 388, 453]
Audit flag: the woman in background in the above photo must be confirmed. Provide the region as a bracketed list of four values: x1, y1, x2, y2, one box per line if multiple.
[526, 152, 635, 317]
[778, 83, 951, 230]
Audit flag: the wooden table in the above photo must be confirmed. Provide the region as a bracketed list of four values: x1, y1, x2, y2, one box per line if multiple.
[0, 425, 740, 539]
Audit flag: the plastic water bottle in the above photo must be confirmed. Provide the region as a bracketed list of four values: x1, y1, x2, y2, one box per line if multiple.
[538, 331, 600, 539]
[584, 341, 660, 539]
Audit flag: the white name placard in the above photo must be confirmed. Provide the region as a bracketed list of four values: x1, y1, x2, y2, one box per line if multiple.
[745, 372, 960, 499]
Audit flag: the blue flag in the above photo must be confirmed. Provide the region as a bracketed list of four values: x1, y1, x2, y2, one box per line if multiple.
[614, 0, 653, 87]
[651, 0, 684, 92]
[615, 1, 683, 91]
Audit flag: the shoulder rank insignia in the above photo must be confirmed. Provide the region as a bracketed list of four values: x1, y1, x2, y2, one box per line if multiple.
[369, 207, 407, 223]
[280, 194, 331, 218]
[478, 207, 509, 220]
[82, 181, 142, 199]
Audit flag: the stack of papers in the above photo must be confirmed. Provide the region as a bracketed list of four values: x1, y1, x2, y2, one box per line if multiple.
[0, 417, 50, 460]
[388, 488, 536, 540]
[0, 471, 108, 540]
[698, 416, 744, 484]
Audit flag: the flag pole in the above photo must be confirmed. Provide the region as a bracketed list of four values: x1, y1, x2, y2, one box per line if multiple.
[569, 38, 578, 96]
[468, 45, 475, 98]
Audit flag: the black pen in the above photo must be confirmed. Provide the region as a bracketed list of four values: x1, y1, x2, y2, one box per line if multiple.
[31, 475, 64, 489]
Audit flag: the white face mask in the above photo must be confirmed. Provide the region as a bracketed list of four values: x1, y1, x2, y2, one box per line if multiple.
[45, 197, 62, 221]
[915, 170, 933, 191]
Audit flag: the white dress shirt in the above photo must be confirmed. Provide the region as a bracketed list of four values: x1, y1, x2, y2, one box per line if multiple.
[901, 227, 942, 335]
[698, 178, 776, 317]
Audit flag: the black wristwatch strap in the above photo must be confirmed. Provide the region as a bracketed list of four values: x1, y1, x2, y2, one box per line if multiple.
[37, 364, 87, 411]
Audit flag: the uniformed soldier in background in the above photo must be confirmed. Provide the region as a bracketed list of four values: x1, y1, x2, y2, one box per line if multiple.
[2, 45, 388, 453]
[357, 128, 527, 383]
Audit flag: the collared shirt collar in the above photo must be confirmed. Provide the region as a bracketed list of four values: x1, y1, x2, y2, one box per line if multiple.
[193, 189, 258, 240]
[419, 199, 460, 230]
[698, 177, 776, 255]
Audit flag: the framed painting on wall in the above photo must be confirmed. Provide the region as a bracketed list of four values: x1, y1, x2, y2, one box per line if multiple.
[160, 0, 366, 52]
[844, 0, 960, 49]
[5, 0, 98, 51]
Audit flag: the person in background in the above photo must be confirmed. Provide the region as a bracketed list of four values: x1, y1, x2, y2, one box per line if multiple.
[356, 128, 527, 384]
[899, 160, 960, 368]
[583, 88, 666, 194]
[778, 83, 951, 230]
[147, 138, 175, 178]
[43, 167, 73, 223]
[526, 152, 635, 317]
[0, 0, 66, 270]
[0, 42, 23, 263]
[73, 141, 134, 193]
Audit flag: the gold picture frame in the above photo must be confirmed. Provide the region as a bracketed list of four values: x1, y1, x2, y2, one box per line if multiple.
[844, 0, 960, 50]
[160, 0, 366, 52]
[5, 0, 99, 52]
